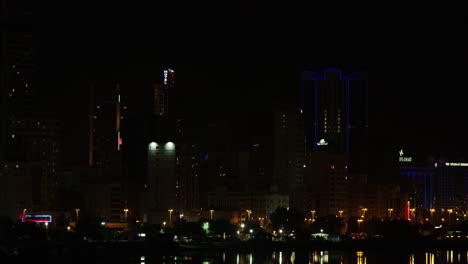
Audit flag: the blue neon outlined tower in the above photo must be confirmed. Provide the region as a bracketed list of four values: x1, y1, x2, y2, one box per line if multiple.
[300, 69, 368, 154]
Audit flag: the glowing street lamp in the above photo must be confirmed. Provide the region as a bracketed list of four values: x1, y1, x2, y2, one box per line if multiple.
[387, 208, 394, 218]
[448, 209, 453, 224]
[338, 210, 344, 218]
[311, 210, 316, 220]
[75, 208, 80, 221]
[246, 210, 252, 221]
[429, 209, 436, 224]
[258, 217, 265, 226]
[210, 209, 214, 220]
[361, 208, 367, 219]
[123, 208, 129, 221]
[168, 209, 173, 226]
[357, 219, 363, 232]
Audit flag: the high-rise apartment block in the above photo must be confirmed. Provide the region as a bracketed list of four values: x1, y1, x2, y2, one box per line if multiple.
[300, 69, 368, 156]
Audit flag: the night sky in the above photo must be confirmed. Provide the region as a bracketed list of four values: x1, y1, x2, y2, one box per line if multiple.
[33, 2, 468, 167]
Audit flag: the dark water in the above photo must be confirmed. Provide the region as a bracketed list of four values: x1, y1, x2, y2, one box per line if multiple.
[119, 250, 468, 264]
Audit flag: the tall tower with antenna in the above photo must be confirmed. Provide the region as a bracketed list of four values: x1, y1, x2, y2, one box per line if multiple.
[88, 84, 127, 169]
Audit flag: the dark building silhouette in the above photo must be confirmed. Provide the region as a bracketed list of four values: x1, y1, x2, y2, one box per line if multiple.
[300, 69, 368, 172]
[1, 0, 37, 162]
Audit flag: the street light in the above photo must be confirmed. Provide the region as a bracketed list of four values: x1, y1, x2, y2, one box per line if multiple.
[357, 219, 363, 232]
[258, 217, 265, 226]
[361, 208, 367, 219]
[311, 210, 316, 221]
[429, 208, 435, 220]
[168, 209, 173, 226]
[246, 210, 252, 221]
[448, 209, 453, 224]
[387, 208, 394, 219]
[338, 210, 344, 218]
[123, 208, 129, 221]
[210, 209, 214, 220]
[75, 209, 80, 221]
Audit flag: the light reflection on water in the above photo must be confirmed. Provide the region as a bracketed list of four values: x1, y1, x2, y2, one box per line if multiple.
[128, 250, 468, 264]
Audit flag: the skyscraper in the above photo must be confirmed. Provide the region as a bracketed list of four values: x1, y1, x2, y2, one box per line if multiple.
[1, 0, 37, 162]
[300, 69, 368, 154]
[144, 68, 179, 223]
[273, 108, 305, 191]
[153, 68, 174, 117]
[88, 84, 127, 169]
[85, 84, 128, 221]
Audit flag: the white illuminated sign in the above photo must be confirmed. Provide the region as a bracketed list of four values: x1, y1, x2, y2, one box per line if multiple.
[399, 157, 412, 162]
[163, 70, 168, 84]
[445, 162, 468, 167]
[398, 149, 412, 162]
[317, 139, 328, 146]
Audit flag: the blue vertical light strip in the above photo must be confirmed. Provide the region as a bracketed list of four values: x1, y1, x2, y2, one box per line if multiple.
[424, 173, 427, 209]
[299, 72, 304, 109]
[365, 79, 368, 128]
[430, 173, 433, 209]
[346, 80, 350, 153]
[313, 79, 318, 150]
[300, 74, 308, 150]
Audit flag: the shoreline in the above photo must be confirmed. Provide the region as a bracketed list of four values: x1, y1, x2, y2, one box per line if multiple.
[5, 238, 468, 258]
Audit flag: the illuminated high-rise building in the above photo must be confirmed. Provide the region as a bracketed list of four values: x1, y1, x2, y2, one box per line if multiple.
[86, 84, 128, 221]
[273, 108, 305, 189]
[153, 68, 174, 117]
[88, 84, 127, 169]
[0, 1, 63, 219]
[1, 0, 37, 162]
[300, 69, 368, 154]
[300, 69, 368, 175]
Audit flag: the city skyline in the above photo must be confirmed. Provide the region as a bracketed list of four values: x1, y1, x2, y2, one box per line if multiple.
[29, 2, 467, 165]
[3, 0, 468, 222]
